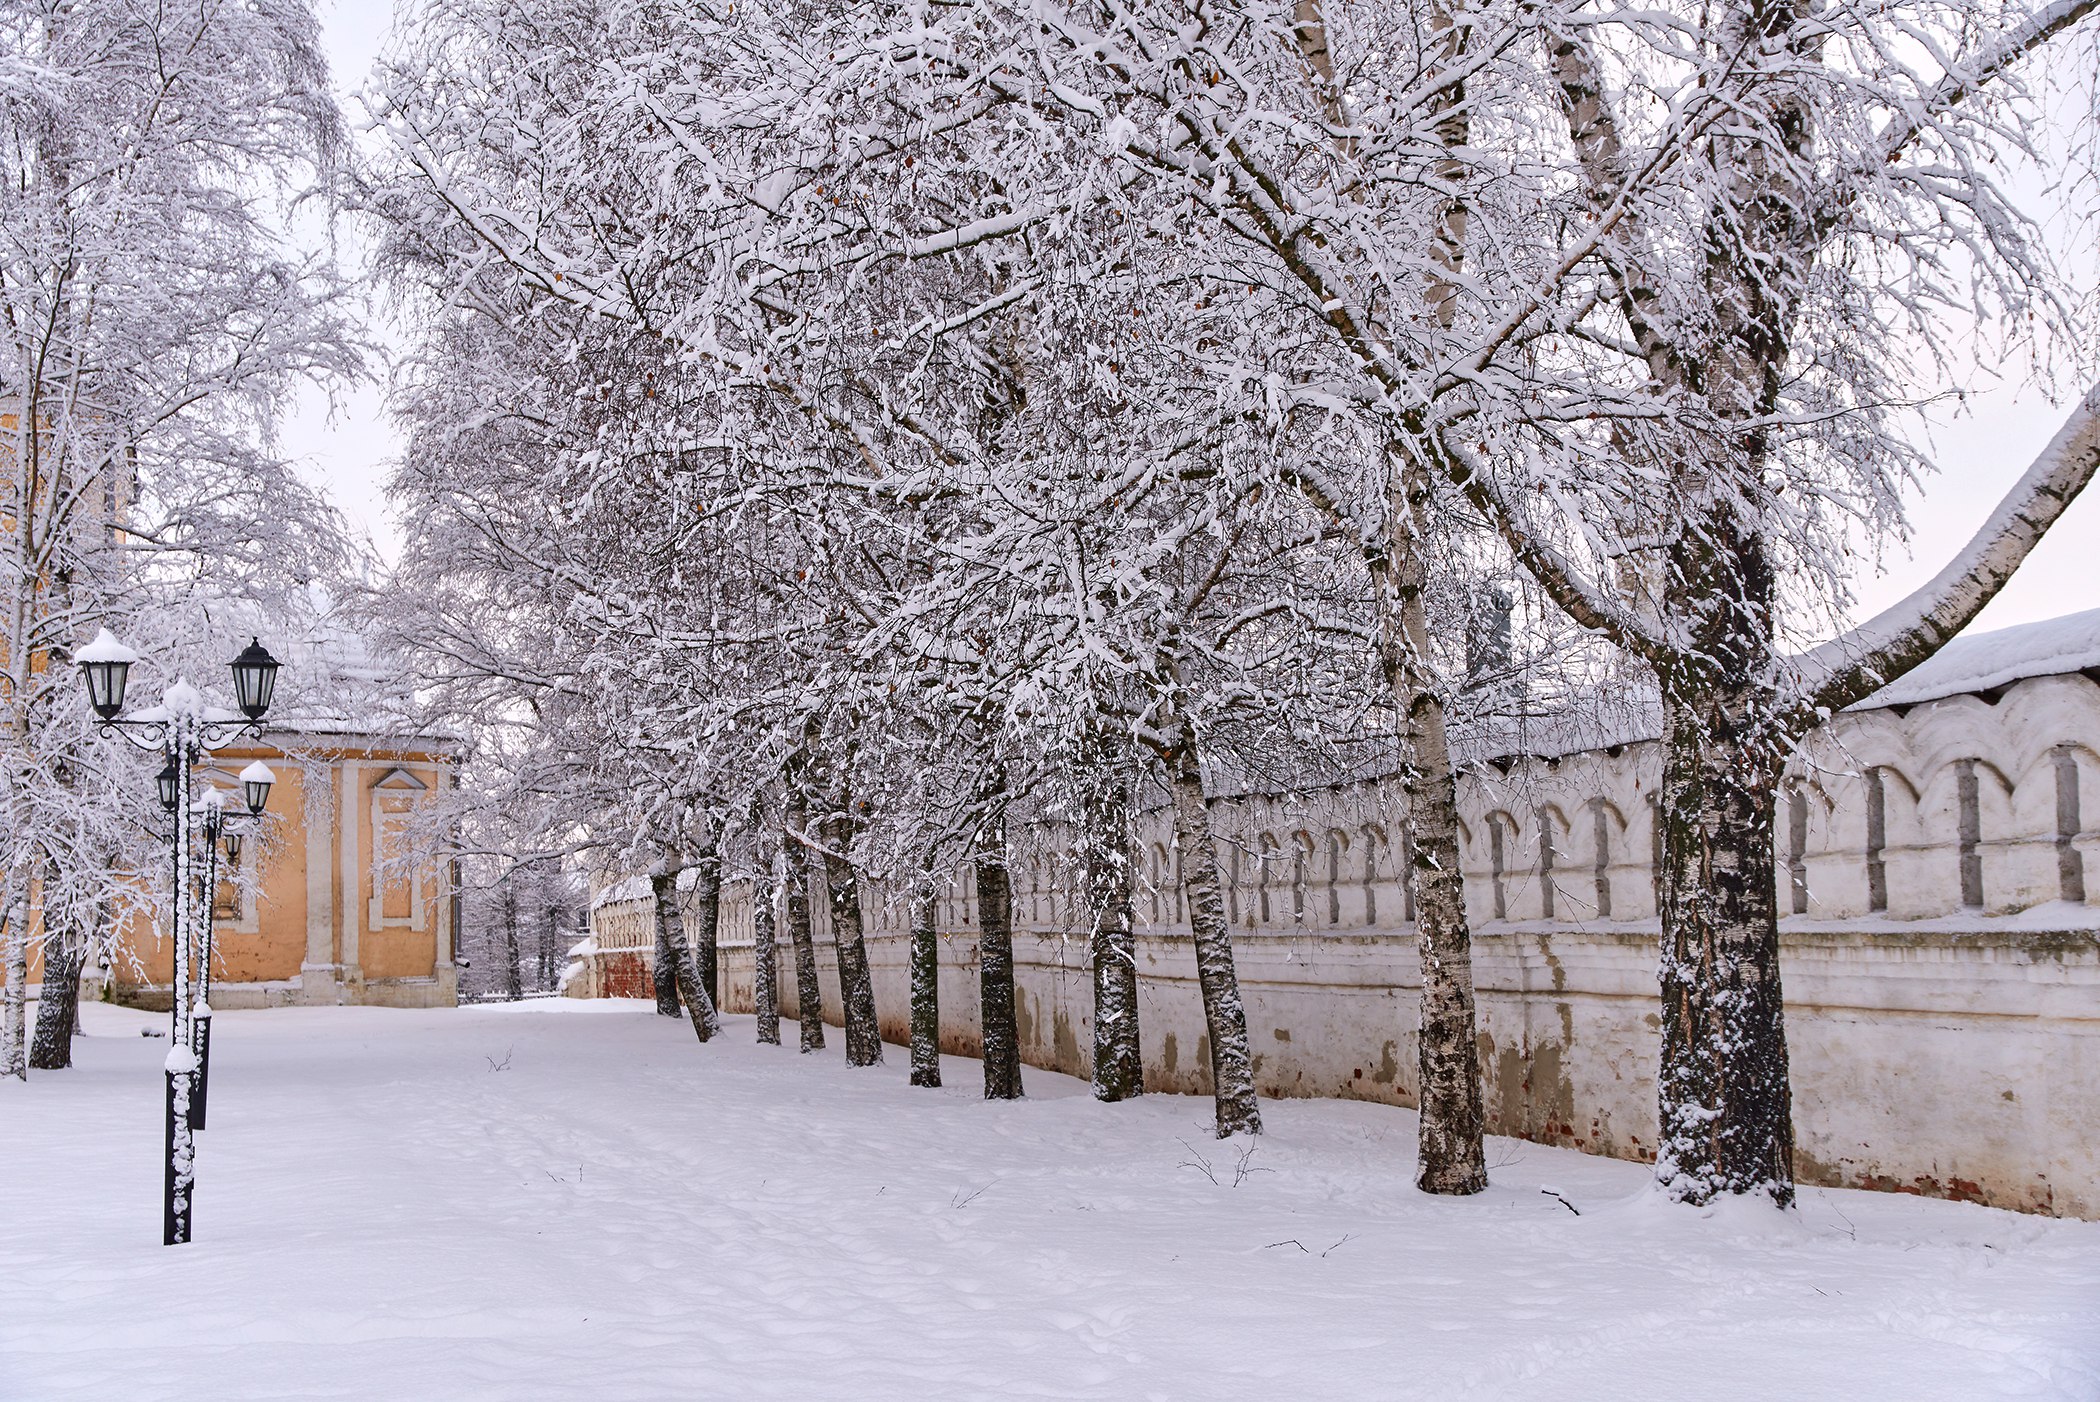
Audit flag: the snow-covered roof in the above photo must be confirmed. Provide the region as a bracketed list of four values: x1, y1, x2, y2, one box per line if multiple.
[591, 874, 651, 910]
[1454, 608, 2100, 768]
[239, 585, 463, 747]
[1853, 607, 2100, 710]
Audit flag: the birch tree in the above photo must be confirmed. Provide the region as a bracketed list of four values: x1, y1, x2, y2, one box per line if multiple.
[0, 0, 356, 1075]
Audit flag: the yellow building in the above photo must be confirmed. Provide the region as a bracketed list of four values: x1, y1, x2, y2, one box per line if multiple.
[102, 721, 463, 1010]
[2, 399, 463, 1010]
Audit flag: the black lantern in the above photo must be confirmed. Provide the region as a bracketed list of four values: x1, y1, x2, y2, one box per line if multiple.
[224, 831, 243, 864]
[240, 760, 275, 815]
[156, 758, 181, 813]
[228, 638, 280, 721]
[77, 628, 138, 721]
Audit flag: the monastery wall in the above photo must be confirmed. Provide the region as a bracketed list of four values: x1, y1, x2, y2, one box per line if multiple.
[605, 666, 2100, 1217]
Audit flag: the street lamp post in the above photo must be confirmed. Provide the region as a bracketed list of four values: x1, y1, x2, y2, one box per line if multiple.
[191, 758, 275, 1131]
[77, 628, 281, 1246]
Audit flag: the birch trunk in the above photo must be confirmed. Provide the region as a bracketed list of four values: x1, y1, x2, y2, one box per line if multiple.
[28, 924, 83, 1070]
[1287, 0, 1486, 1188]
[1654, 682, 1795, 1205]
[1652, 503, 1796, 1204]
[752, 870, 781, 1046]
[651, 862, 682, 1018]
[2, 888, 26, 1079]
[1082, 733, 1142, 1103]
[908, 883, 941, 1088]
[1372, 455, 1487, 1195]
[652, 867, 719, 1044]
[1159, 727, 1261, 1136]
[782, 804, 825, 1053]
[821, 842, 883, 1067]
[681, 843, 725, 1041]
[692, 845, 720, 1011]
[975, 804, 1023, 1099]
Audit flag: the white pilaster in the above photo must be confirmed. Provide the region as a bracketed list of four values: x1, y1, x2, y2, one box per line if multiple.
[299, 756, 340, 1004]
[339, 760, 363, 989]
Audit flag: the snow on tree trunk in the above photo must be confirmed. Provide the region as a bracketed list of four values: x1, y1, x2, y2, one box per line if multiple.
[1400, 698, 1489, 1194]
[2, 890, 26, 1079]
[782, 807, 825, 1054]
[752, 870, 781, 1047]
[651, 868, 717, 1044]
[1081, 736, 1142, 1103]
[692, 845, 720, 1012]
[676, 845, 724, 1043]
[540, 905, 559, 990]
[975, 804, 1023, 1100]
[501, 879, 524, 1002]
[28, 923, 83, 1071]
[1654, 671, 1796, 1206]
[1375, 457, 1487, 1195]
[1161, 731, 1261, 1137]
[651, 861, 682, 1018]
[908, 884, 941, 1088]
[821, 841, 884, 1068]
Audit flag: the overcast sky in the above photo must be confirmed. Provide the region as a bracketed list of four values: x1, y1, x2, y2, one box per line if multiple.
[284, 0, 2100, 639]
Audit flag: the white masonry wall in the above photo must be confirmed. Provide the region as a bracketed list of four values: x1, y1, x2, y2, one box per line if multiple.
[689, 670, 2100, 1217]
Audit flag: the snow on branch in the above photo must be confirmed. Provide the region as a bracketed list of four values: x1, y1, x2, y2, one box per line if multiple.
[1805, 384, 2100, 713]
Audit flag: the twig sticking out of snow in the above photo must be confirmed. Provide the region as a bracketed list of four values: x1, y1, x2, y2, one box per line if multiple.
[1541, 1187, 1580, 1216]
[1265, 1232, 1354, 1256]
[1181, 1138, 1270, 1187]
[1231, 1142, 1270, 1188]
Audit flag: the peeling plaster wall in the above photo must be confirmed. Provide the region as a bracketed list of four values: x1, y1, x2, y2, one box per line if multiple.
[601, 669, 2100, 1218]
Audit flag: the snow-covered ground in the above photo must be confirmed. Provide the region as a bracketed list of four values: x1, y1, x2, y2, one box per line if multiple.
[4, 1003, 2096, 1401]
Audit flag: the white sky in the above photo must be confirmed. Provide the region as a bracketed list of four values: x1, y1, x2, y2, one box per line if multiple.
[284, 0, 2100, 638]
[280, 0, 402, 563]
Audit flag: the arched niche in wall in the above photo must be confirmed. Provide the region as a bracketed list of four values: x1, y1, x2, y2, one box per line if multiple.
[1585, 797, 1630, 921]
[368, 767, 431, 932]
[1322, 826, 1352, 928]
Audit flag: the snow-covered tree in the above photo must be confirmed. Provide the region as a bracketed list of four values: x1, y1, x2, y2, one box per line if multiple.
[0, 0, 357, 1076]
[359, 0, 2099, 1214]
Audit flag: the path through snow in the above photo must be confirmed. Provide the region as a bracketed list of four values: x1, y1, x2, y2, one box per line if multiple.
[3, 1002, 2095, 1400]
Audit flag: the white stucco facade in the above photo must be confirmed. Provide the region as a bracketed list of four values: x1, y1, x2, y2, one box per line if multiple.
[603, 610, 2100, 1216]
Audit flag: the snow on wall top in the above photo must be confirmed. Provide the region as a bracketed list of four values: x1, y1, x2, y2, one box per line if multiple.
[1455, 607, 2100, 767]
[588, 867, 704, 910]
[1851, 607, 2100, 710]
[591, 874, 652, 910]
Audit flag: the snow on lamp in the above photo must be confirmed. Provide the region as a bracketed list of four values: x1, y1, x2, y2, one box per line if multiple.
[240, 760, 276, 815]
[78, 627, 138, 720]
[229, 638, 280, 721]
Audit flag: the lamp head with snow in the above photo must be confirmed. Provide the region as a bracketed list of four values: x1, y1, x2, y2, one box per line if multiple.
[229, 638, 280, 721]
[240, 760, 276, 816]
[77, 627, 138, 720]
